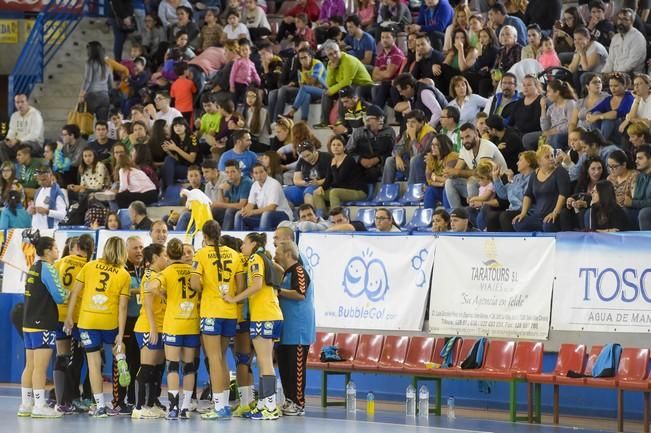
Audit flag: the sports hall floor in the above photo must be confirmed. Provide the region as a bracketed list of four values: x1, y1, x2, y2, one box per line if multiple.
[0, 387, 628, 433]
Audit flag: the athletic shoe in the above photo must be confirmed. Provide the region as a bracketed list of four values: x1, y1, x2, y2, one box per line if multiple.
[232, 402, 255, 417]
[180, 408, 191, 419]
[150, 405, 166, 418]
[106, 406, 121, 416]
[201, 407, 231, 420]
[282, 401, 305, 416]
[250, 407, 281, 420]
[196, 401, 212, 414]
[31, 405, 63, 418]
[115, 404, 133, 415]
[190, 398, 199, 412]
[17, 403, 33, 417]
[167, 407, 179, 420]
[72, 398, 92, 412]
[117, 358, 131, 387]
[55, 404, 76, 415]
[92, 406, 109, 418]
[132, 407, 160, 419]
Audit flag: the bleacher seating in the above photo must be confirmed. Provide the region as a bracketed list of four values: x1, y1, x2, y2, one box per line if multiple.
[389, 207, 406, 227]
[117, 208, 131, 229]
[400, 183, 426, 205]
[355, 183, 400, 206]
[356, 208, 376, 229]
[407, 207, 433, 230]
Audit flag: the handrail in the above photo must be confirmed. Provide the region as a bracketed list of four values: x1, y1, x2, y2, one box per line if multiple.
[7, 0, 87, 118]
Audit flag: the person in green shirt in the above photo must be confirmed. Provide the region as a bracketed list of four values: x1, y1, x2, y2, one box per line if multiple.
[314, 40, 374, 128]
[16, 144, 42, 200]
[195, 93, 223, 155]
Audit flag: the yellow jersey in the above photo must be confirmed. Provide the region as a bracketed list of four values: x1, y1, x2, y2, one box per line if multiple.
[76, 259, 131, 330]
[192, 245, 243, 320]
[246, 253, 283, 322]
[55, 255, 87, 322]
[236, 252, 248, 323]
[134, 269, 166, 333]
[159, 262, 199, 335]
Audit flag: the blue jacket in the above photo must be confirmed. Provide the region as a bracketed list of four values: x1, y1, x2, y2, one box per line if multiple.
[278, 254, 316, 346]
[417, 0, 453, 33]
[0, 205, 32, 229]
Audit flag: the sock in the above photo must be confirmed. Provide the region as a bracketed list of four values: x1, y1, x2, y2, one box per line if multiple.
[239, 385, 254, 406]
[265, 393, 277, 411]
[54, 356, 67, 406]
[168, 390, 179, 409]
[21, 388, 33, 406]
[33, 389, 45, 408]
[181, 390, 193, 410]
[94, 393, 105, 408]
[256, 377, 265, 410]
[222, 390, 230, 407]
[213, 390, 223, 411]
[262, 375, 277, 410]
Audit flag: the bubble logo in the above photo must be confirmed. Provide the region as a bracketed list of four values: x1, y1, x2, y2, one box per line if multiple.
[304, 246, 320, 267]
[410, 248, 429, 288]
[342, 249, 389, 302]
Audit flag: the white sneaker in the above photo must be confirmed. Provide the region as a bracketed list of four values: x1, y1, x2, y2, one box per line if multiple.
[132, 407, 160, 419]
[190, 398, 199, 412]
[151, 405, 166, 418]
[17, 403, 33, 417]
[282, 401, 305, 416]
[31, 405, 63, 418]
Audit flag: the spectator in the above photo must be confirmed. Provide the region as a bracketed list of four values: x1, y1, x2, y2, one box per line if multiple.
[383, 109, 434, 184]
[424, 134, 458, 209]
[258, 41, 283, 100]
[626, 121, 651, 155]
[286, 0, 320, 23]
[150, 92, 183, 126]
[284, 141, 332, 206]
[373, 207, 402, 232]
[29, 165, 67, 229]
[440, 106, 462, 152]
[607, 149, 637, 207]
[224, 9, 251, 42]
[313, 135, 368, 213]
[161, 116, 199, 190]
[394, 73, 444, 128]
[513, 144, 571, 232]
[327, 206, 368, 232]
[55, 124, 87, 186]
[494, 25, 522, 74]
[484, 73, 520, 118]
[3, 93, 44, 160]
[203, 159, 244, 229]
[442, 4, 475, 51]
[278, 203, 329, 232]
[532, 80, 576, 150]
[332, 87, 370, 138]
[569, 73, 609, 132]
[268, 38, 309, 124]
[443, 28, 478, 82]
[488, 3, 527, 46]
[601, 8, 646, 74]
[619, 74, 651, 133]
[485, 114, 524, 172]
[146, 118, 169, 164]
[260, 150, 285, 183]
[410, 32, 444, 84]
[567, 27, 608, 86]
[78, 41, 112, 122]
[114, 153, 158, 208]
[128, 201, 153, 230]
[87, 121, 117, 162]
[345, 15, 376, 66]
[431, 208, 451, 232]
[229, 39, 261, 105]
[170, 63, 197, 124]
[196, 8, 225, 51]
[521, 24, 542, 60]
[524, 0, 562, 31]
[141, 13, 166, 59]
[586, 73, 634, 145]
[314, 40, 374, 129]
[346, 105, 395, 182]
[586, 0, 614, 47]
[409, 0, 453, 51]
[15, 145, 40, 199]
[205, 40, 240, 102]
[445, 122, 508, 209]
[242, 87, 269, 150]
[234, 162, 293, 230]
[506, 74, 542, 136]
[469, 26, 499, 97]
[467, 161, 497, 223]
[447, 76, 488, 125]
[158, 0, 192, 29]
[563, 156, 607, 230]
[0, 189, 31, 229]
[0, 161, 21, 205]
[67, 147, 111, 198]
[554, 7, 585, 57]
[449, 207, 479, 232]
[624, 145, 651, 229]
[270, 116, 294, 154]
[168, 6, 199, 43]
[589, 179, 630, 231]
[218, 129, 258, 177]
[537, 35, 561, 69]
[318, 0, 346, 25]
[371, 30, 406, 109]
[283, 48, 327, 123]
[294, 14, 316, 49]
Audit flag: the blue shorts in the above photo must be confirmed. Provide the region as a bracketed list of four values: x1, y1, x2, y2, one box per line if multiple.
[250, 320, 283, 340]
[78, 328, 118, 352]
[163, 333, 201, 348]
[55, 322, 80, 341]
[200, 318, 237, 337]
[135, 332, 164, 350]
[24, 330, 56, 350]
[237, 321, 250, 334]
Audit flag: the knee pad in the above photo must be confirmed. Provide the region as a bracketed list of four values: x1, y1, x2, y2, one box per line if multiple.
[166, 360, 180, 374]
[55, 354, 71, 371]
[235, 352, 252, 368]
[182, 361, 196, 375]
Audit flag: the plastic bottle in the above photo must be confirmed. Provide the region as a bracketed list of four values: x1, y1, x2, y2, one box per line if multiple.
[447, 395, 456, 420]
[405, 384, 416, 416]
[418, 385, 429, 418]
[346, 381, 357, 413]
[366, 391, 375, 415]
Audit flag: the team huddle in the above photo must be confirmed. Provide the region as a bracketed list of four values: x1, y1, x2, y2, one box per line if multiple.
[19, 222, 315, 421]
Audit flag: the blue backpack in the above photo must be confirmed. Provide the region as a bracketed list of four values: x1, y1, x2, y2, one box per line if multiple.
[439, 337, 461, 368]
[320, 345, 342, 362]
[592, 344, 622, 378]
[461, 337, 488, 370]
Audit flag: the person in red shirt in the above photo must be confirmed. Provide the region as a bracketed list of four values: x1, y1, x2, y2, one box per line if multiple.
[287, 0, 320, 22]
[170, 62, 197, 126]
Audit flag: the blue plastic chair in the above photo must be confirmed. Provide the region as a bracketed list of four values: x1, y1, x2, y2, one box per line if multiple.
[400, 183, 426, 205]
[389, 207, 407, 227]
[343, 183, 376, 206]
[355, 183, 400, 206]
[117, 209, 132, 229]
[152, 184, 182, 206]
[356, 208, 377, 229]
[407, 208, 433, 230]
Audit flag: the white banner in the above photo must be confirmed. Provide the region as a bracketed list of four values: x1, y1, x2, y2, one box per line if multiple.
[552, 232, 651, 333]
[0, 228, 53, 293]
[429, 236, 555, 339]
[299, 233, 435, 331]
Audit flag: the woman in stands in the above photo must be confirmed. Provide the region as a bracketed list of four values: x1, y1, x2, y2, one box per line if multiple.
[619, 74, 651, 134]
[537, 80, 577, 151]
[507, 74, 542, 138]
[225, 232, 283, 420]
[146, 238, 199, 420]
[607, 150, 638, 207]
[162, 116, 199, 192]
[512, 145, 571, 232]
[114, 153, 158, 208]
[131, 243, 168, 419]
[313, 135, 368, 214]
[468, 26, 499, 97]
[446, 76, 487, 125]
[79, 41, 112, 122]
[147, 119, 170, 164]
[190, 221, 245, 420]
[589, 180, 630, 231]
[424, 134, 458, 210]
[443, 29, 478, 77]
[442, 3, 474, 51]
[19, 236, 65, 418]
[64, 237, 131, 418]
[374, 208, 402, 232]
[569, 73, 608, 131]
[586, 73, 635, 145]
[53, 235, 94, 414]
[562, 156, 607, 230]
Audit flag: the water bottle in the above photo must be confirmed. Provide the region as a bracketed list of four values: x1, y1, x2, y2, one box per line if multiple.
[447, 395, 456, 420]
[418, 385, 429, 418]
[366, 391, 375, 415]
[405, 384, 416, 417]
[346, 381, 357, 413]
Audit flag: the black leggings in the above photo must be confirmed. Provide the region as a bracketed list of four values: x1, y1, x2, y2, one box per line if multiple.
[277, 344, 309, 407]
[115, 189, 158, 209]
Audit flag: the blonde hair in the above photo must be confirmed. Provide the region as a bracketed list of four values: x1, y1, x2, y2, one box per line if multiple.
[536, 144, 554, 160]
[475, 160, 493, 179]
[102, 236, 127, 267]
[627, 120, 650, 137]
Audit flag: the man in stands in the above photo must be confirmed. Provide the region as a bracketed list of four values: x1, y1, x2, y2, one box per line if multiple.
[235, 162, 293, 230]
[410, 32, 444, 84]
[332, 87, 370, 138]
[128, 201, 153, 230]
[213, 159, 252, 230]
[327, 206, 367, 232]
[409, 0, 454, 51]
[347, 104, 395, 182]
[383, 109, 435, 184]
[146, 92, 182, 126]
[279, 203, 329, 232]
[449, 207, 479, 232]
[16, 145, 41, 201]
[484, 73, 520, 119]
[602, 8, 647, 74]
[625, 145, 651, 230]
[394, 72, 444, 128]
[218, 130, 258, 178]
[30, 165, 67, 230]
[444, 123, 507, 209]
[268, 37, 309, 125]
[314, 40, 374, 129]
[149, 220, 169, 245]
[344, 15, 376, 67]
[371, 29, 407, 109]
[485, 114, 524, 172]
[487, 3, 527, 46]
[440, 106, 462, 152]
[88, 121, 116, 161]
[2, 93, 44, 161]
[56, 124, 86, 186]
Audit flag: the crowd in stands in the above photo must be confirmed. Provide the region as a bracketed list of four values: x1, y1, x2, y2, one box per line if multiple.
[3, 0, 651, 233]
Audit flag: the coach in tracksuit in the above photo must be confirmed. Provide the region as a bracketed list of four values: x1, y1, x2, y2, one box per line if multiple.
[273, 240, 315, 416]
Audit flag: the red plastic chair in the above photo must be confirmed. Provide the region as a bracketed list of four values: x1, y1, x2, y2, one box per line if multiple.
[618, 376, 651, 433]
[527, 344, 586, 384]
[328, 333, 360, 370]
[486, 341, 544, 380]
[431, 338, 476, 377]
[402, 336, 436, 375]
[463, 340, 515, 378]
[376, 335, 410, 372]
[352, 335, 385, 370]
[307, 332, 335, 369]
[585, 347, 649, 388]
